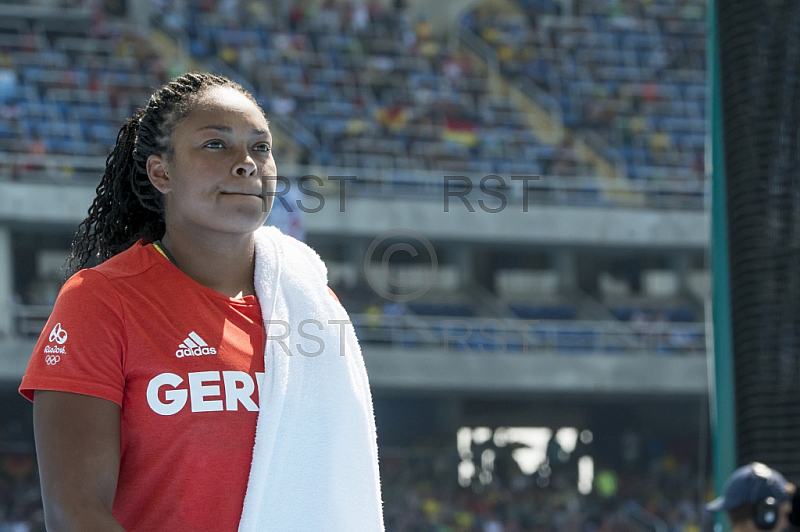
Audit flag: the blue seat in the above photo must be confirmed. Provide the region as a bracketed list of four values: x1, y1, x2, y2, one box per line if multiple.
[509, 304, 577, 320]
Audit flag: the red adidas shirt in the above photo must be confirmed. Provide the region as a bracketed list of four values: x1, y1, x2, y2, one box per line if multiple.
[21, 240, 271, 531]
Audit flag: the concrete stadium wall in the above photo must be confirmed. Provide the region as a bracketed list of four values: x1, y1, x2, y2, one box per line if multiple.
[0, 182, 708, 248]
[365, 346, 707, 396]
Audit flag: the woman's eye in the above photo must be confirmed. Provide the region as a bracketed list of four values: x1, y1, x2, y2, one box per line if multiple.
[205, 141, 224, 149]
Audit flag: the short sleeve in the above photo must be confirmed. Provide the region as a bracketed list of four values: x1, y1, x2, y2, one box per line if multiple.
[19, 269, 126, 406]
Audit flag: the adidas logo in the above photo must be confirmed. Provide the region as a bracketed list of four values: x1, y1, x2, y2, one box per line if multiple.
[175, 332, 218, 358]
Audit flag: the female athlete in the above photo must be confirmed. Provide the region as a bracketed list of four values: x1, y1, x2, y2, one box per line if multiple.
[21, 72, 299, 530]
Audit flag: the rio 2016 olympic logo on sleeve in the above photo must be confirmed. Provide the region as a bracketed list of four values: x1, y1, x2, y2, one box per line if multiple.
[49, 323, 68, 344]
[44, 323, 68, 365]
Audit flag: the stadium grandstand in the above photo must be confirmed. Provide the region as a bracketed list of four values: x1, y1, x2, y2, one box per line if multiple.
[0, 0, 712, 530]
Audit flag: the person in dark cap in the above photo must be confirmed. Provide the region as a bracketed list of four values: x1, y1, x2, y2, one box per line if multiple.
[707, 462, 798, 531]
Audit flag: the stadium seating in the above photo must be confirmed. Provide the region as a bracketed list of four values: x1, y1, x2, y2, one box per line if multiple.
[0, 13, 165, 174]
[170, 1, 595, 176]
[464, 0, 706, 182]
[0, 0, 707, 212]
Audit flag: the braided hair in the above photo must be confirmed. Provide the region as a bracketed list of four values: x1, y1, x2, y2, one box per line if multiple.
[67, 72, 263, 275]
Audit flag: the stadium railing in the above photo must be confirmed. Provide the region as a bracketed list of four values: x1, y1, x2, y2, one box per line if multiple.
[349, 313, 705, 355]
[12, 302, 705, 355]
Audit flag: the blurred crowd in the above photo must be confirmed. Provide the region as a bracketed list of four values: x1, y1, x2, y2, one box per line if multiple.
[155, 0, 591, 176]
[465, 0, 706, 182]
[0, 452, 42, 532]
[382, 437, 708, 532]
[0, 0, 171, 180]
[0, 432, 709, 532]
[1, 0, 708, 212]
[0, 416, 43, 532]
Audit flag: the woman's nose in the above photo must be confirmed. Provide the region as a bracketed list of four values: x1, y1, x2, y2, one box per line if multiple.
[234, 154, 257, 176]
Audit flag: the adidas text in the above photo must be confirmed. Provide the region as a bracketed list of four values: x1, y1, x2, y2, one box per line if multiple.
[175, 331, 216, 358]
[175, 346, 217, 358]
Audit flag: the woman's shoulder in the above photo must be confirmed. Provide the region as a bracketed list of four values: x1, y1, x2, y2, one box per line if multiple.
[87, 239, 160, 281]
[54, 264, 125, 318]
[61, 240, 159, 297]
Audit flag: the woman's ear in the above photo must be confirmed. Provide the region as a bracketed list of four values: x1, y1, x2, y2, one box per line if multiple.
[146, 154, 171, 194]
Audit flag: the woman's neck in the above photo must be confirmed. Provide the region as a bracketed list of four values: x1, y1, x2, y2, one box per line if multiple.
[160, 228, 257, 298]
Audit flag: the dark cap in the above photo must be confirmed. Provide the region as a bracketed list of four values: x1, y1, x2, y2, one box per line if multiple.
[707, 462, 791, 512]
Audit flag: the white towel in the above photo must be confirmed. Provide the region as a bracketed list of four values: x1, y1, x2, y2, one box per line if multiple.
[238, 226, 385, 532]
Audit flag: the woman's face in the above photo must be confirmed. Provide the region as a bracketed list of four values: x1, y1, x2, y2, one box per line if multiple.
[147, 86, 276, 238]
